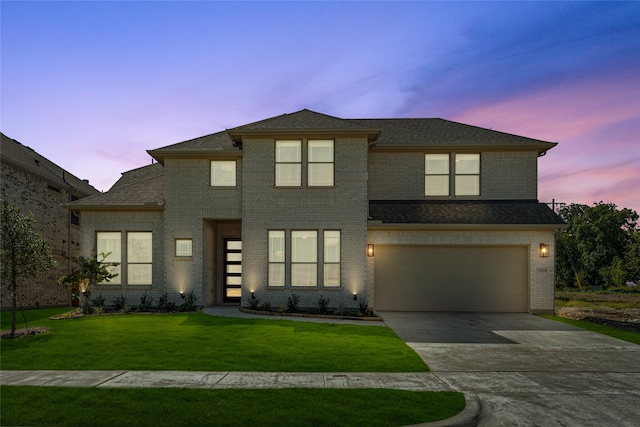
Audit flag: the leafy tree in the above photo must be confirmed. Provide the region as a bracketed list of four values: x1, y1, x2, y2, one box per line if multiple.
[58, 253, 119, 314]
[0, 199, 56, 337]
[556, 202, 639, 289]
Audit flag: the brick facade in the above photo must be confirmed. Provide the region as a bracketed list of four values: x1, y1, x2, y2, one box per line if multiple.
[1, 134, 99, 308]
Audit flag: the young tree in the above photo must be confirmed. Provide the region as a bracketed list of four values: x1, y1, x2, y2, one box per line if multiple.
[58, 253, 119, 314]
[556, 202, 639, 288]
[0, 199, 56, 337]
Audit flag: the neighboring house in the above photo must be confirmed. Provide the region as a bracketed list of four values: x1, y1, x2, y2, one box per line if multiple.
[1, 132, 100, 308]
[65, 109, 565, 313]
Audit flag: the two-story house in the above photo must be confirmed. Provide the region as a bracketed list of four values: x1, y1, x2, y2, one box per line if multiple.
[1, 132, 100, 308]
[65, 109, 565, 313]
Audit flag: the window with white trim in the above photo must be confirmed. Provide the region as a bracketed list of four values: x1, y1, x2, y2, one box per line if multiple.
[291, 230, 317, 286]
[127, 232, 152, 285]
[323, 230, 340, 287]
[97, 232, 121, 284]
[268, 230, 285, 287]
[211, 160, 236, 187]
[275, 140, 302, 186]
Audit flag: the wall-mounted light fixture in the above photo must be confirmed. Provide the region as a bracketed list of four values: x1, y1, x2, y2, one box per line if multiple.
[539, 243, 549, 258]
[367, 244, 375, 257]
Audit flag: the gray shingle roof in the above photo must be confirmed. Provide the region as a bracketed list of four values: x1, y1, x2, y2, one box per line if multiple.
[352, 118, 556, 149]
[64, 163, 164, 209]
[1, 132, 99, 196]
[369, 200, 566, 226]
[229, 109, 374, 131]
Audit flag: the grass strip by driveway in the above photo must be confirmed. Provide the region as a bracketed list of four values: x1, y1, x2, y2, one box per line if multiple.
[541, 315, 640, 345]
[1, 308, 428, 372]
[0, 386, 464, 427]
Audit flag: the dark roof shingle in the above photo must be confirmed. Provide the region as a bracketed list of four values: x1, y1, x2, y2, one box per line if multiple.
[369, 200, 566, 226]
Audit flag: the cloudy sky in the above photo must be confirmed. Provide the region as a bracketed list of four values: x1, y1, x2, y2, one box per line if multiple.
[2, 1, 639, 213]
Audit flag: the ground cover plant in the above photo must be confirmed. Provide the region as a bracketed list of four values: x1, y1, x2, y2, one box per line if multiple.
[0, 386, 464, 427]
[554, 290, 640, 334]
[1, 308, 428, 372]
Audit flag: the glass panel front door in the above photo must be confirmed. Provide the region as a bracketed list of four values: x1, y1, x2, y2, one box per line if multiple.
[224, 239, 242, 302]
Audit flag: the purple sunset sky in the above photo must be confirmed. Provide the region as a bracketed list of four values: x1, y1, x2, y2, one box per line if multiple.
[2, 1, 639, 213]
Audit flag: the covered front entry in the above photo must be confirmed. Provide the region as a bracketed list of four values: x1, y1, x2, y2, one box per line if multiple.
[374, 245, 528, 312]
[203, 220, 242, 305]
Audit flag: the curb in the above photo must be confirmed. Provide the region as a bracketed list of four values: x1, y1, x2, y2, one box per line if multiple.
[410, 395, 481, 427]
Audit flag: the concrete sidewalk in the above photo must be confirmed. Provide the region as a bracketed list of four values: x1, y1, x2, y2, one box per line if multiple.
[0, 370, 449, 391]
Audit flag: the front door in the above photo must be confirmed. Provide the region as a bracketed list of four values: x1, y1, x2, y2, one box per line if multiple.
[224, 239, 242, 302]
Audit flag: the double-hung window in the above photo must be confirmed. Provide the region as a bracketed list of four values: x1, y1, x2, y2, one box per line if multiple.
[425, 153, 480, 196]
[308, 140, 334, 186]
[211, 161, 236, 187]
[323, 230, 340, 287]
[425, 154, 450, 196]
[455, 154, 480, 196]
[268, 231, 285, 287]
[127, 232, 152, 285]
[97, 232, 121, 284]
[291, 230, 317, 286]
[275, 141, 302, 186]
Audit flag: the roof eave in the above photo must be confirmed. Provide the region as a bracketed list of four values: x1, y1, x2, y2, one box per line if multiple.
[62, 203, 165, 211]
[147, 149, 242, 164]
[367, 221, 567, 231]
[371, 142, 557, 153]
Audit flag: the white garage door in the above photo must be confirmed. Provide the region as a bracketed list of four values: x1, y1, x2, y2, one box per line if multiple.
[374, 245, 528, 312]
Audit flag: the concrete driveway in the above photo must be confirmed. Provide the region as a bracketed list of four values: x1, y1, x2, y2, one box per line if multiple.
[379, 312, 640, 427]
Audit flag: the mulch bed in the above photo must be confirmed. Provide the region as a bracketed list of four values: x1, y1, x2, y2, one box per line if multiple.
[0, 327, 50, 339]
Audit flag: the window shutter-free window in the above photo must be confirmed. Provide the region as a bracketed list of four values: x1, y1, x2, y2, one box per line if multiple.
[211, 161, 236, 187]
[275, 141, 302, 186]
[455, 154, 480, 196]
[425, 154, 450, 196]
[291, 230, 317, 286]
[308, 140, 334, 186]
[128, 232, 152, 285]
[175, 239, 193, 257]
[97, 232, 121, 284]
[323, 230, 340, 287]
[268, 230, 285, 286]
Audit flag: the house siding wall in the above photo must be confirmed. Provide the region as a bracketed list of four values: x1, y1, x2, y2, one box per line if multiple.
[367, 228, 556, 313]
[241, 137, 369, 310]
[80, 210, 166, 306]
[162, 157, 242, 306]
[368, 150, 538, 200]
[1, 162, 90, 308]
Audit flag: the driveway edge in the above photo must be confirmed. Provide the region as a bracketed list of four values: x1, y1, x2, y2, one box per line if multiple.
[410, 394, 480, 427]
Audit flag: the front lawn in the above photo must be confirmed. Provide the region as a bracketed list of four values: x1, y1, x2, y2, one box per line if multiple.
[0, 386, 465, 427]
[1, 308, 428, 372]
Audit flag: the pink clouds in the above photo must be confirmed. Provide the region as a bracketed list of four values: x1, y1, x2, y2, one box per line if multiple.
[452, 70, 640, 213]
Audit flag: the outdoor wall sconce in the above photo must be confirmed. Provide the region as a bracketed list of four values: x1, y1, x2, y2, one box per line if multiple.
[367, 244, 375, 257]
[539, 243, 549, 258]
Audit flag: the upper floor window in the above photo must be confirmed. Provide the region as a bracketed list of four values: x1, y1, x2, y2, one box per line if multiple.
[455, 154, 480, 196]
[425, 153, 480, 197]
[308, 140, 334, 186]
[211, 160, 236, 187]
[425, 154, 450, 196]
[275, 139, 334, 187]
[275, 140, 302, 186]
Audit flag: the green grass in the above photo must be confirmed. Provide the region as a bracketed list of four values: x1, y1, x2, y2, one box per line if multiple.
[541, 315, 640, 345]
[1, 308, 428, 372]
[0, 386, 465, 427]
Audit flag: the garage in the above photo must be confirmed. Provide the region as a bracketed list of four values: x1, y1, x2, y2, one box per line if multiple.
[374, 245, 528, 312]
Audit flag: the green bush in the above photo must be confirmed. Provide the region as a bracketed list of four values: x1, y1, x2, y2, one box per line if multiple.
[178, 291, 197, 312]
[314, 295, 330, 314]
[158, 292, 177, 312]
[112, 294, 127, 310]
[137, 292, 154, 312]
